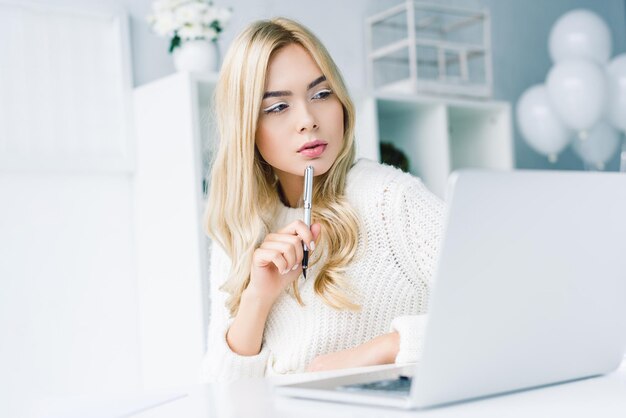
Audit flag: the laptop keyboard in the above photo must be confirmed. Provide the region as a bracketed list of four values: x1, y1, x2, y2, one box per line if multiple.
[337, 375, 412, 394]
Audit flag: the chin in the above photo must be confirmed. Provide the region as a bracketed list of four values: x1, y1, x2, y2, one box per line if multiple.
[300, 157, 336, 177]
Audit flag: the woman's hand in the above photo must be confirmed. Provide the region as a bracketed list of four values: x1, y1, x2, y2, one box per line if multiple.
[306, 332, 400, 372]
[247, 220, 321, 304]
[226, 220, 320, 357]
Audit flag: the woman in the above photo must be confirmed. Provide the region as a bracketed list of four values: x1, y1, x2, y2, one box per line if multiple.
[201, 17, 444, 382]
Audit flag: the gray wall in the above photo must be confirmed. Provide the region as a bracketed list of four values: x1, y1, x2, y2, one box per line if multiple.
[484, 0, 626, 170]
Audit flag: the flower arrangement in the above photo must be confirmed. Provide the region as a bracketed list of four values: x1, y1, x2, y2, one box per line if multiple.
[147, 0, 233, 53]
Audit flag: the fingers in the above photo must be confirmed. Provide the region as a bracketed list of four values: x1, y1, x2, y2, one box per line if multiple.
[310, 223, 322, 243]
[264, 232, 303, 261]
[259, 240, 300, 271]
[252, 248, 291, 275]
[254, 220, 322, 276]
[277, 220, 317, 251]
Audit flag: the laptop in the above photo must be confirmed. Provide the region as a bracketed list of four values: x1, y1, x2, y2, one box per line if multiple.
[274, 169, 626, 409]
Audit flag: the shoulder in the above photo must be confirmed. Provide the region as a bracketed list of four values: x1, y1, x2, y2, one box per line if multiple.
[344, 159, 445, 235]
[347, 158, 404, 183]
[346, 158, 434, 203]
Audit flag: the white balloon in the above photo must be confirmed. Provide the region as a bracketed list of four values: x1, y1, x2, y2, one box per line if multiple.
[546, 60, 607, 131]
[516, 85, 572, 161]
[607, 54, 626, 131]
[572, 121, 621, 170]
[549, 9, 612, 64]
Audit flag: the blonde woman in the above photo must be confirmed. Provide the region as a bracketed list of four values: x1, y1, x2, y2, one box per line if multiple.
[201, 17, 444, 382]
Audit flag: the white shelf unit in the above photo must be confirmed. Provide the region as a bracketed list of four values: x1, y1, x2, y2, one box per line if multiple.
[366, 0, 493, 99]
[355, 93, 514, 198]
[133, 71, 216, 389]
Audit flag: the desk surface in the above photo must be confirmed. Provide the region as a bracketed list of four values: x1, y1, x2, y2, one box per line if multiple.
[131, 361, 626, 418]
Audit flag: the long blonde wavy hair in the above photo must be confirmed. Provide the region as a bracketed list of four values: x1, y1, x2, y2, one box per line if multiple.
[204, 17, 361, 317]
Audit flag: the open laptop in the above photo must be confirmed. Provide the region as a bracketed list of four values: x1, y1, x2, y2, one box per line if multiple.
[274, 169, 626, 409]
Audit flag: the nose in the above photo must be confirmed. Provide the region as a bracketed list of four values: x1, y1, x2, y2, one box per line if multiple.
[297, 103, 318, 133]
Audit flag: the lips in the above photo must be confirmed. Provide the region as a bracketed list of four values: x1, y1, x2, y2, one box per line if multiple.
[298, 139, 328, 158]
[298, 140, 328, 152]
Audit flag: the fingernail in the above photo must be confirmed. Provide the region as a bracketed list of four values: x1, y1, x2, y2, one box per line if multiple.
[292, 265, 299, 271]
[309, 241, 316, 252]
[282, 269, 289, 275]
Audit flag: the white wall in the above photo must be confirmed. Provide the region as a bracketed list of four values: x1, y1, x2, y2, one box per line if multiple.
[0, 3, 140, 415]
[0, 173, 141, 417]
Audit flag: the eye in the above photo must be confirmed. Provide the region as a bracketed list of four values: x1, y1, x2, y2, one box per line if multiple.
[312, 89, 332, 100]
[263, 102, 289, 114]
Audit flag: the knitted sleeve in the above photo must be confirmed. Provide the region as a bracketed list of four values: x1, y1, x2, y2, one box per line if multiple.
[389, 175, 445, 364]
[200, 242, 270, 382]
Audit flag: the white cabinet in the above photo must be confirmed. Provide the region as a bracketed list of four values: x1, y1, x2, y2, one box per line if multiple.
[133, 71, 216, 389]
[355, 93, 514, 198]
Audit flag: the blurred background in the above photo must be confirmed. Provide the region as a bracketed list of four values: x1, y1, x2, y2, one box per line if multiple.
[1, 0, 625, 416]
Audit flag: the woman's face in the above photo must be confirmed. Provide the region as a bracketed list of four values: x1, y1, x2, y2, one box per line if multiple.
[255, 43, 344, 180]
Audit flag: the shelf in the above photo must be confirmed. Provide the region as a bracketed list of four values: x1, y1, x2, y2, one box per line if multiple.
[133, 71, 217, 390]
[366, 0, 492, 99]
[355, 93, 514, 199]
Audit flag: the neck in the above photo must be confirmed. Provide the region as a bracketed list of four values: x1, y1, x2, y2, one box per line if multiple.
[275, 169, 304, 208]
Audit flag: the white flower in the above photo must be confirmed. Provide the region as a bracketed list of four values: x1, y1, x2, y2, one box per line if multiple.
[147, 0, 232, 51]
[151, 11, 177, 36]
[178, 23, 206, 40]
[152, 0, 185, 13]
[202, 8, 218, 24]
[175, 2, 207, 25]
[202, 26, 219, 41]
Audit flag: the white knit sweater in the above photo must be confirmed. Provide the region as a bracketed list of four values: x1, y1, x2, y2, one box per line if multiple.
[201, 159, 445, 382]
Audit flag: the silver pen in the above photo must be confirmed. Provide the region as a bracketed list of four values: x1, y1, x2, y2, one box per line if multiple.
[302, 165, 314, 279]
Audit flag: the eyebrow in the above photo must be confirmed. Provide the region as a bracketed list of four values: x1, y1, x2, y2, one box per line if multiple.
[262, 75, 327, 99]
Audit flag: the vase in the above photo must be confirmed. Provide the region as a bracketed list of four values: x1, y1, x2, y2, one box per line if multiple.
[173, 39, 220, 73]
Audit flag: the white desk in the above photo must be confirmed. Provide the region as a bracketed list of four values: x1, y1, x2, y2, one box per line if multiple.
[131, 361, 626, 418]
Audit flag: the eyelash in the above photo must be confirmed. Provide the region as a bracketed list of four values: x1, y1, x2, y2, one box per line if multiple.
[262, 89, 333, 115]
[312, 89, 332, 100]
